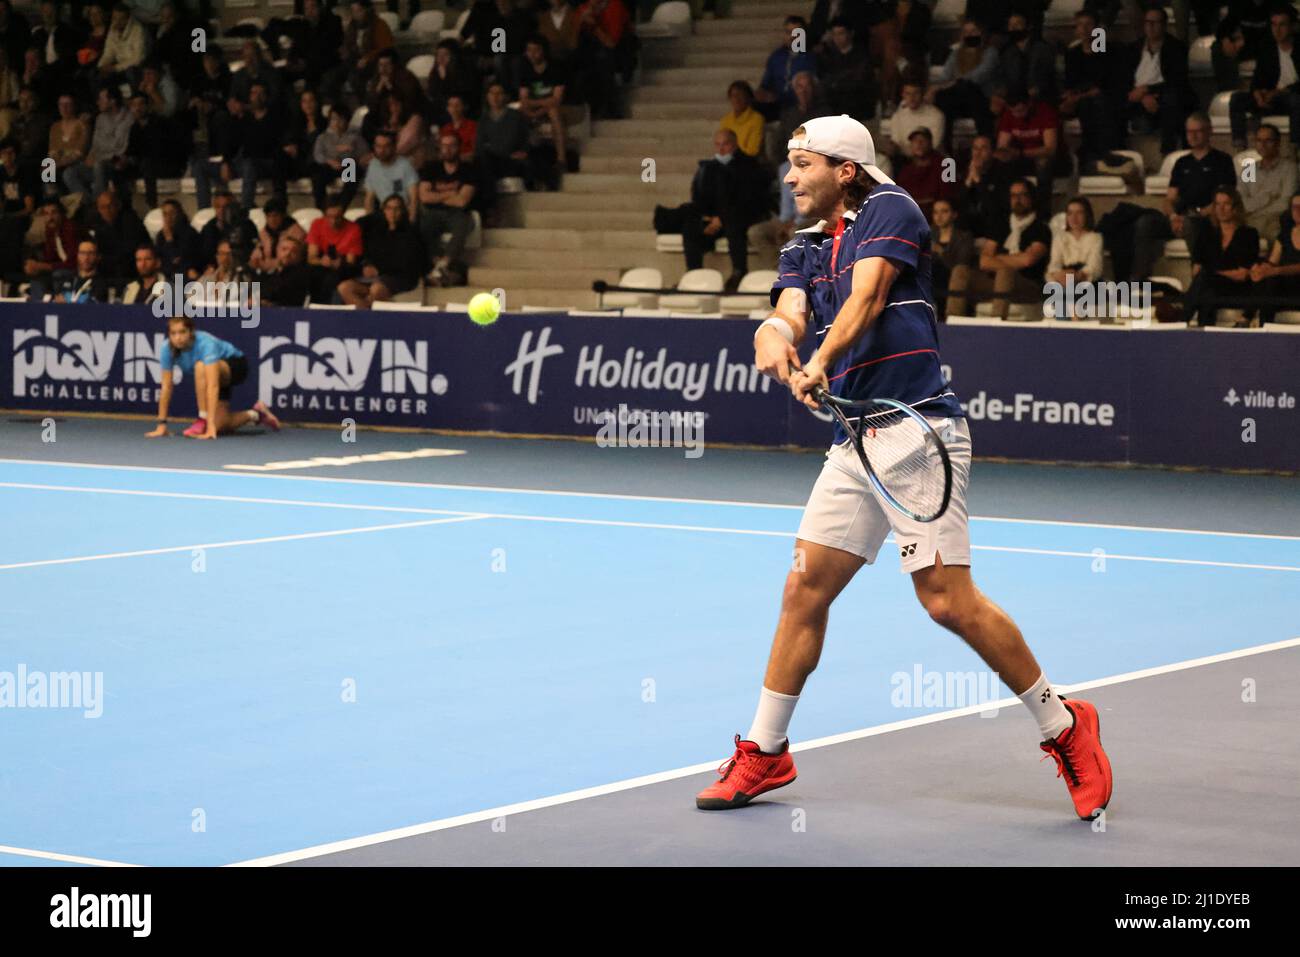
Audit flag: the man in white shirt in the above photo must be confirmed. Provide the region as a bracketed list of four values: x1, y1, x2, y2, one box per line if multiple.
[99, 3, 147, 84]
[1229, 6, 1300, 150]
[1124, 6, 1191, 153]
[1240, 123, 1298, 240]
[888, 76, 945, 161]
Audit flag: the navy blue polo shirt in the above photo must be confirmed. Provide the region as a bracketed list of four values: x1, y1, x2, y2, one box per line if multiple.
[771, 184, 963, 443]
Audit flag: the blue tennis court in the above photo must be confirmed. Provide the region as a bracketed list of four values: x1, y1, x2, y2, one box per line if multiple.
[1, 419, 1298, 867]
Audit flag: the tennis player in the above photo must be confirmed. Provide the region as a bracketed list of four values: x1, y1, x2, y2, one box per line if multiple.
[696, 115, 1113, 820]
[145, 316, 281, 440]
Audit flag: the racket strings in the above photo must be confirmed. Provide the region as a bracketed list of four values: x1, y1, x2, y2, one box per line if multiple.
[848, 405, 948, 519]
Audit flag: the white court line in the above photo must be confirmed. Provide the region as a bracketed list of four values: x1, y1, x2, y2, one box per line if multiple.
[3, 457, 1298, 541]
[227, 636, 1300, 867]
[0, 844, 141, 868]
[0, 515, 488, 571]
[2, 482, 1298, 572]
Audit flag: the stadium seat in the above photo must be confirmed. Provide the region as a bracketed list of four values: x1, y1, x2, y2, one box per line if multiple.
[191, 207, 216, 231]
[601, 267, 663, 309]
[638, 1, 692, 39]
[658, 268, 723, 312]
[248, 209, 267, 231]
[293, 207, 322, 232]
[932, 0, 964, 28]
[621, 307, 674, 317]
[407, 11, 445, 38]
[1149, 275, 1184, 292]
[1262, 115, 1291, 135]
[1080, 149, 1144, 195]
[655, 234, 729, 254]
[378, 11, 400, 34]
[407, 54, 435, 81]
[496, 176, 525, 194]
[1190, 35, 1215, 76]
[441, 9, 471, 41]
[344, 208, 366, 222]
[307, 302, 355, 309]
[1209, 90, 1233, 134]
[1215, 308, 1247, 326]
[1146, 148, 1190, 194]
[144, 207, 163, 237]
[349, 105, 367, 131]
[1273, 311, 1300, 324]
[1163, 239, 1190, 258]
[720, 269, 778, 315]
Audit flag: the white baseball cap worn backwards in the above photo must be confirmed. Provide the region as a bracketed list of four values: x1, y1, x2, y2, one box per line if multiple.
[787, 114, 895, 185]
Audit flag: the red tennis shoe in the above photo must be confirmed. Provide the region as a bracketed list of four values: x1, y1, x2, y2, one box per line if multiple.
[695, 735, 797, 810]
[1040, 697, 1113, 821]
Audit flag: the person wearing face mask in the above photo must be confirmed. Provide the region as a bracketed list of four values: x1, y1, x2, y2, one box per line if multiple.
[991, 12, 1057, 118]
[929, 18, 1000, 152]
[679, 128, 773, 293]
[1060, 8, 1124, 169]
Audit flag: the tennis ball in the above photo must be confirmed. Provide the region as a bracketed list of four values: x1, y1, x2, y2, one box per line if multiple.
[468, 292, 501, 326]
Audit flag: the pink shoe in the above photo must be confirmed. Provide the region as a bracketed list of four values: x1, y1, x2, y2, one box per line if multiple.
[253, 401, 281, 432]
[183, 418, 207, 437]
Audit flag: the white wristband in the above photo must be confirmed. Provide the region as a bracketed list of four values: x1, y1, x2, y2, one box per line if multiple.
[755, 316, 795, 344]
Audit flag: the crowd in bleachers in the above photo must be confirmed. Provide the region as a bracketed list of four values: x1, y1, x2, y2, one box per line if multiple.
[666, 0, 1300, 324]
[0, 0, 639, 307]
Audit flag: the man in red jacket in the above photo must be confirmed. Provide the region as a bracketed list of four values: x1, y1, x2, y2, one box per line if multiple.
[895, 127, 956, 221]
[23, 198, 80, 299]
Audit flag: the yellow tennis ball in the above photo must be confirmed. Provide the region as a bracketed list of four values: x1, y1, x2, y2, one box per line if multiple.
[468, 292, 501, 325]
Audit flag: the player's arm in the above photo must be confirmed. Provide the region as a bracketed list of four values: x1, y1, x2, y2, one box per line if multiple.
[754, 286, 810, 386]
[793, 256, 899, 409]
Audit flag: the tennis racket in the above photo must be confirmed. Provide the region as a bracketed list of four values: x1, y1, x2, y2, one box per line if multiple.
[809, 384, 954, 523]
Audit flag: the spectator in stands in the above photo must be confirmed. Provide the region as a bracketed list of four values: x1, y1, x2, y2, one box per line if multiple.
[809, 0, 871, 47]
[138, 61, 180, 119]
[122, 242, 165, 303]
[1213, 17, 1247, 92]
[63, 85, 132, 198]
[9, 88, 49, 185]
[363, 130, 418, 213]
[775, 71, 829, 166]
[48, 92, 88, 186]
[462, 0, 533, 90]
[98, 2, 146, 86]
[427, 40, 481, 119]
[1060, 8, 1124, 169]
[367, 48, 427, 120]
[957, 133, 1011, 240]
[1129, 112, 1235, 279]
[32, 1, 84, 92]
[18, 52, 57, 121]
[930, 18, 1000, 150]
[152, 3, 196, 90]
[230, 40, 284, 116]
[1124, 5, 1193, 153]
[83, 188, 147, 286]
[681, 128, 771, 293]
[185, 51, 232, 186]
[539, 0, 582, 65]
[476, 81, 532, 186]
[297, 0, 346, 100]
[930, 196, 974, 320]
[888, 74, 944, 161]
[754, 15, 816, 118]
[994, 87, 1068, 217]
[1229, 5, 1300, 150]
[312, 105, 369, 210]
[417, 131, 479, 286]
[307, 193, 363, 300]
[256, 232, 311, 306]
[0, 136, 36, 236]
[282, 90, 326, 191]
[519, 36, 569, 170]
[947, 177, 1051, 318]
[249, 197, 307, 272]
[1183, 186, 1260, 325]
[1172, 0, 1223, 41]
[338, 194, 426, 308]
[719, 81, 764, 158]
[366, 90, 431, 169]
[154, 198, 201, 280]
[200, 238, 253, 286]
[1046, 196, 1105, 317]
[77, 6, 109, 89]
[49, 238, 111, 302]
[343, 0, 396, 90]
[993, 11, 1056, 109]
[1232, 0, 1274, 60]
[1241, 122, 1297, 241]
[199, 189, 257, 271]
[817, 16, 875, 123]
[577, 0, 632, 120]
[124, 90, 170, 208]
[22, 197, 79, 299]
[1251, 191, 1300, 322]
[441, 95, 477, 160]
[896, 127, 955, 220]
[227, 80, 287, 211]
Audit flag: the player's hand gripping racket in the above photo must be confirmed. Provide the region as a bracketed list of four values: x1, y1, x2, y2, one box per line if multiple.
[808, 383, 954, 524]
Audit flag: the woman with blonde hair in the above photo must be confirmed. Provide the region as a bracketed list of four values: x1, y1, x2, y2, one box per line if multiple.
[1185, 188, 1261, 326]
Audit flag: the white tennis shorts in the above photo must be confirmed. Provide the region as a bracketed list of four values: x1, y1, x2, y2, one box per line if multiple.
[795, 416, 973, 574]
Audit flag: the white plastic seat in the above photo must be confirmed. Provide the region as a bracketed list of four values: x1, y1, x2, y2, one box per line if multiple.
[1190, 35, 1215, 76]
[1163, 239, 1190, 259]
[248, 209, 267, 231]
[292, 207, 322, 232]
[655, 234, 728, 254]
[720, 269, 778, 314]
[377, 11, 400, 34]
[344, 208, 366, 221]
[191, 207, 216, 231]
[1272, 311, 1300, 324]
[659, 268, 724, 312]
[1148, 275, 1183, 292]
[1146, 149, 1190, 195]
[143, 207, 164, 237]
[441, 9, 470, 41]
[406, 54, 435, 81]
[406, 10, 445, 37]
[638, 1, 691, 39]
[1080, 148, 1144, 195]
[349, 105, 367, 132]
[496, 176, 525, 194]
[602, 267, 663, 309]
[1209, 90, 1233, 134]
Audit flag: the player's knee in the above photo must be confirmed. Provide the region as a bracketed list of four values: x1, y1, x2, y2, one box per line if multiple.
[919, 589, 964, 632]
[781, 569, 833, 616]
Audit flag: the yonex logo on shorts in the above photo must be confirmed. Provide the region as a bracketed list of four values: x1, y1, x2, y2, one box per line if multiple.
[900, 543, 917, 557]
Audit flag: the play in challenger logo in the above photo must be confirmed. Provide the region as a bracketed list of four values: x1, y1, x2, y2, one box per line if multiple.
[11, 314, 170, 398]
[258, 320, 446, 414]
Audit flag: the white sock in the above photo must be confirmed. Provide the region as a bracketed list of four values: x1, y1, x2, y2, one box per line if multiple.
[746, 687, 799, 753]
[1018, 672, 1073, 741]
[197, 410, 208, 421]
[248, 409, 260, 423]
